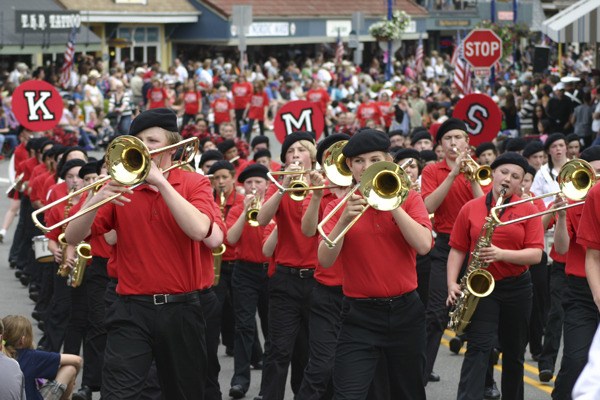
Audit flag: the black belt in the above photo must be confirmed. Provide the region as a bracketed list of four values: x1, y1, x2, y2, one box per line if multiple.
[348, 290, 417, 305]
[124, 290, 201, 305]
[239, 260, 269, 269]
[199, 287, 213, 295]
[276, 265, 315, 279]
[317, 282, 343, 295]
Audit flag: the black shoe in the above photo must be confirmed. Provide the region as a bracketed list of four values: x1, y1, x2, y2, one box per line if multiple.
[253, 396, 263, 400]
[484, 382, 501, 399]
[225, 346, 234, 356]
[15, 269, 22, 278]
[428, 372, 440, 382]
[19, 274, 30, 287]
[251, 361, 263, 370]
[229, 385, 245, 399]
[29, 291, 39, 303]
[449, 336, 463, 354]
[539, 369, 553, 382]
[73, 386, 92, 400]
[31, 310, 43, 321]
[9, 261, 16, 269]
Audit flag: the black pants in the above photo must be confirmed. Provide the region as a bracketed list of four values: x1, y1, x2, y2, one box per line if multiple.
[552, 276, 600, 400]
[39, 268, 71, 352]
[34, 262, 55, 315]
[297, 283, 343, 400]
[215, 261, 235, 350]
[262, 266, 314, 400]
[235, 109, 245, 138]
[458, 272, 532, 400]
[333, 292, 426, 400]
[64, 279, 88, 355]
[416, 253, 432, 308]
[16, 197, 37, 273]
[246, 119, 265, 142]
[101, 295, 207, 400]
[200, 288, 222, 400]
[82, 257, 109, 391]
[8, 197, 26, 264]
[528, 253, 549, 357]
[538, 261, 566, 373]
[231, 261, 269, 392]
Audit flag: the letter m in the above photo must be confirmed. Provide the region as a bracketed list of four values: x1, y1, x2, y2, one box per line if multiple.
[24, 91, 54, 121]
[280, 109, 313, 134]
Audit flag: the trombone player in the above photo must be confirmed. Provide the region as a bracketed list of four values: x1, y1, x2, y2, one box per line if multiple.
[65, 108, 219, 400]
[318, 129, 432, 399]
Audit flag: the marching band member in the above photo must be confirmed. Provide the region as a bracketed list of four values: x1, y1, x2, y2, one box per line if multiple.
[531, 133, 569, 207]
[65, 108, 217, 400]
[446, 153, 544, 400]
[421, 118, 484, 383]
[319, 129, 432, 399]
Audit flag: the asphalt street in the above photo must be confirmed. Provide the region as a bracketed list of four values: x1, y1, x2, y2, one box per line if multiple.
[0, 130, 555, 399]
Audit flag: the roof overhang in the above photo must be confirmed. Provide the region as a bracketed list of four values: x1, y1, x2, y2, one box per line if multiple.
[82, 11, 199, 24]
[541, 0, 600, 43]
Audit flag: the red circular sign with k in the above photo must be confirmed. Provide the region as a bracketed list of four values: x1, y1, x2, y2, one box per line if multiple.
[12, 80, 63, 132]
[453, 94, 502, 146]
[274, 100, 324, 144]
[463, 29, 503, 69]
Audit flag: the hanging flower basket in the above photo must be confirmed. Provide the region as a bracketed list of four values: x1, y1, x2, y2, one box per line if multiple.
[369, 10, 411, 41]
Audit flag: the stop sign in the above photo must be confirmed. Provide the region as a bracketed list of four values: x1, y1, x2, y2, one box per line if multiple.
[462, 29, 502, 69]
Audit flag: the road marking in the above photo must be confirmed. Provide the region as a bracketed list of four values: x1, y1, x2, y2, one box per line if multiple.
[441, 330, 555, 395]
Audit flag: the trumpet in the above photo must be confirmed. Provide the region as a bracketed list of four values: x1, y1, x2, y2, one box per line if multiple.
[453, 147, 492, 186]
[267, 162, 331, 202]
[32, 135, 199, 232]
[318, 160, 412, 248]
[246, 189, 261, 227]
[490, 159, 598, 225]
[70, 243, 92, 288]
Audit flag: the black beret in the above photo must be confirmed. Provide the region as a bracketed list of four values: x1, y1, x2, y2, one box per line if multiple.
[37, 139, 54, 152]
[199, 137, 214, 148]
[280, 131, 316, 163]
[198, 150, 224, 168]
[217, 139, 236, 154]
[566, 133, 580, 144]
[436, 118, 467, 143]
[525, 164, 537, 177]
[343, 129, 390, 158]
[523, 141, 544, 158]
[26, 137, 40, 151]
[129, 108, 178, 136]
[490, 152, 529, 174]
[505, 137, 527, 152]
[316, 133, 350, 164]
[544, 133, 567, 152]
[43, 145, 59, 160]
[78, 162, 98, 179]
[207, 160, 235, 176]
[388, 129, 405, 138]
[411, 126, 429, 137]
[253, 149, 272, 162]
[60, 159, 86, 180]
[237, 164, 269, 183]
[420, 150, 438, 163]
[251, 135, 270, 148]
[410, 130, 433, 146]
[475, 142, 497, 157]
[393, 148, 421, 164]
[580, 146, 600, 163]
[95, 157, 105, 175]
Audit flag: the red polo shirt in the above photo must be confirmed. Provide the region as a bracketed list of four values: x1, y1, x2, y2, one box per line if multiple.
[68, 196, 113, 259]
[47, 182, 68, 204]
[232, 82, 253, 110]
[421, 159, 477, 234]
[577, 183, 600, 251]
[20, 157, 39, 185]
[564, 201, 586, 277]
[41, 174, 58, 203]
[211, 98, 233, 125]
[546, 202, 567, 264]
[183, 90, 202, 115]
[262, 221, 277, 277]
[14, 144, 28, 175]
[91, 168, 214, 295]
[147, 87, 168, 109]
[226, 203, 268, 264]
[215, 189, 243, 262]
[265, 184, 318, 269]
[450, 195, 545, 281]
[321, 190, 432, 298]
[303, 190, 343, 287]
[45, 193, 84, 242]
[247, 92, 269, 121]
[28, 169, 51, 204]
[356, 103, 382, 127]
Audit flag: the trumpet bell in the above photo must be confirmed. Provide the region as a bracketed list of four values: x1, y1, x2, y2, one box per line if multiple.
[322, 140, 352, 187]
[107, 136, 152, 186]
[476, 166, 493, 186]
[289, 180, 309, 201]
[559, 159, 596, 201]
[359, 161, 410, 211]
[246, 209, 260, 227]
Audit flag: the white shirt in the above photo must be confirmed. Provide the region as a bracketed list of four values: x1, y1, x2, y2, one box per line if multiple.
[572, 325, 600, 399]
[531, 163, 560, 207]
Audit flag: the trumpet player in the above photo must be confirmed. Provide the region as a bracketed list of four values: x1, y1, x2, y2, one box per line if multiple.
[225, 164, 270, 399]
[446, 153, 544, 400]
[318, 129, 432, 399]
[421, 118, 484, 384]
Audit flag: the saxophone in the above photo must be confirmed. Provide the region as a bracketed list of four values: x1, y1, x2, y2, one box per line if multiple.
[448, 188, 506, 335]
[212, 188, 227, 286]
[57, 191, 74, 277]
[70, 243, 92, 288]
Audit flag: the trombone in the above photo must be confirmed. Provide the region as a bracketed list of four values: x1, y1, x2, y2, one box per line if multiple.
[317, 160, 412, 248]
[490, 159, 598, 226]
[453, 147, 492, 186]
[31, 135, 199, 233]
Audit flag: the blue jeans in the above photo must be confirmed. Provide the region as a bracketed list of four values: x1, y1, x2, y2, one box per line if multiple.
[1, 134, 18, 154]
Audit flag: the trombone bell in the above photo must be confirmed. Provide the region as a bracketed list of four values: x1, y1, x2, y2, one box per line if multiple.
[322, 140, 352, 187]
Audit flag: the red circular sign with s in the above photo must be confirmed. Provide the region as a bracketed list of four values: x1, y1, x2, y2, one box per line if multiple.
[12, 80, 63, 132]
[453, 94, 501, 147]
[273, 100, 324, 144]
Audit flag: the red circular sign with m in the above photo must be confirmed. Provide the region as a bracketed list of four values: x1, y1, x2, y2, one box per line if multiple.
[463, 29, 503, 69]
[274, 100, 324, 144]
[12, 80, 63, 132]
[453, 94, 502, 147]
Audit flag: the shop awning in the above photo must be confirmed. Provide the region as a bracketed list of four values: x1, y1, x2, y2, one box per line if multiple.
[541, 0, 600, 44]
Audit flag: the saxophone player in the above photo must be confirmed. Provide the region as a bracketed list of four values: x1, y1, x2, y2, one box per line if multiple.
[446, 153, 544, 400]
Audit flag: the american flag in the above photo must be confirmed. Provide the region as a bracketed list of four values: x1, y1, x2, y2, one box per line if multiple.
[335, 30, 344, 65]
[59, 27, 78, 89]
[452, 32, 472, 95]
[415, 35, 424, 73]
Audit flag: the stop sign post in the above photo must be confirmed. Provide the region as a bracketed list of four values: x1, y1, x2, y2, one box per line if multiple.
[462, 29, 502, 70]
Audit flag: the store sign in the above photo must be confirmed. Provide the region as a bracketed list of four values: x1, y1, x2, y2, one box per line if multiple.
[437, 20, 470, 27]
[498, 11, 514, 21]
[246, 22, 290, 37]
[326, 21, 352, 37]
[16, 11, 81, 33]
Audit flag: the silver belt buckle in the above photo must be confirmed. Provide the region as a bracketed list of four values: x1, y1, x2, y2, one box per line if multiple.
[153, 294, 169, 305]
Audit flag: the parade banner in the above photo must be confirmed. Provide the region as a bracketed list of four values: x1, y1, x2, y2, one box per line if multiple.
[273, 100, 324, 143]
[12, 80, 63, 132]
[453, 93, 501, 146]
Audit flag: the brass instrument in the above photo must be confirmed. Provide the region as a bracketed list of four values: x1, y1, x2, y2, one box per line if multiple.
[56, 233, 70, 277]
[448, 188, 505, 335]
[490, 159, 598, 225]
[32, 135, 199, 232]
[246, 189, 261, 227]
[70, 243, 92, 288]
[318, 160, 412, 248]
[6, 172, 25, 196]
[453, 147, 492, 186]
[321, 140, 353, 187]
[212, 244, 226, 285]
[268, 161, 339, 202]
